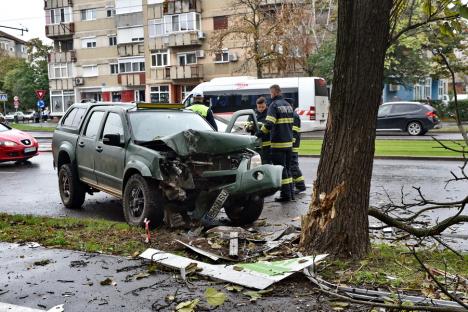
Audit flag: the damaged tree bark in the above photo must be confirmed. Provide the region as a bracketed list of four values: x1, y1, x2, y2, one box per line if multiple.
[300, 0, 394, 259]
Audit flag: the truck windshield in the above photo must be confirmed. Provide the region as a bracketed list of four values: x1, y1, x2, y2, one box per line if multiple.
[128, 111, 214, 142]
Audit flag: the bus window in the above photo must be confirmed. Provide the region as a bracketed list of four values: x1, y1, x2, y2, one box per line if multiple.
[315, 79, 328, 97]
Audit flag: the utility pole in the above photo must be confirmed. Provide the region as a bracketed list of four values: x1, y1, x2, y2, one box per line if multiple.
[0, 25, 28, 36]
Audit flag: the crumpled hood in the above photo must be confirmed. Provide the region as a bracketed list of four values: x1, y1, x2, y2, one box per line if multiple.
[155, 130, 259, 156]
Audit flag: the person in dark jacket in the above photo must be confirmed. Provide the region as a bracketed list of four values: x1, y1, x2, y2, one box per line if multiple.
[247, 96, 271, 164]
[257, 85, 294, 202]
[290, 104, 306, 194]
[187, 93, 218, 131]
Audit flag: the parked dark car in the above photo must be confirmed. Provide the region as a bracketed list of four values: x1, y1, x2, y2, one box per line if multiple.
[377, 102, 440, 135]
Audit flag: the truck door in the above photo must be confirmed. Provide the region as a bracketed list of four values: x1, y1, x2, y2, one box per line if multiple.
[76, 110, 105, 185]
[94, 112, 126, 194]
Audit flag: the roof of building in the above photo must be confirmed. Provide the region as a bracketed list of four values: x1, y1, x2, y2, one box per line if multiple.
[0, 30, 27, 45]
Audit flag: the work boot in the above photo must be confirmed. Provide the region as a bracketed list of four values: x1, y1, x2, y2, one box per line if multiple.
[294, 186, 306, 194]
[275, 197, 292, 203]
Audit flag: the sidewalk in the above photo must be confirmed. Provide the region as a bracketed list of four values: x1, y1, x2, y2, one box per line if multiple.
[0, 242, 333, 312]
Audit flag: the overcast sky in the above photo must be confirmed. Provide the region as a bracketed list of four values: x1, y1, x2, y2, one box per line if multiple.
[0, 0, 51, 44]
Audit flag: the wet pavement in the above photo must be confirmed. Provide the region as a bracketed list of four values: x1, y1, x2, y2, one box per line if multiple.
[0, 242, 338, 312]
[0, 153, 466, 248]
[302, 130, 464, 140]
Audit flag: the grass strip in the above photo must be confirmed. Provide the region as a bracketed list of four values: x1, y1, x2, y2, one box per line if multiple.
[10, 123, 56, 132]
[299, 140, 465, 157]
[0, 213, 466, 290]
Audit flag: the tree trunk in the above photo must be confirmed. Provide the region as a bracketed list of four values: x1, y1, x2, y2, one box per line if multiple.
[300, 0, 394, 259]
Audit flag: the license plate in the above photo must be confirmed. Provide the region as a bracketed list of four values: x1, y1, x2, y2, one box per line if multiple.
[24, 147, 37, 153]
[205, 189, 230, 221]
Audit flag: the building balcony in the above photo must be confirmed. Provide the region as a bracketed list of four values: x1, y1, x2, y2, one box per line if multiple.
[151, 65, 203, 81]
[45, 23, 74, 39]
[164, 0, 202, 14]
[149, 31, 204, 50]
[44, 0, 73, 9]
[48, 50, 76, 63]
[118, 73, 146, 86]
[117, 43, 145, 57]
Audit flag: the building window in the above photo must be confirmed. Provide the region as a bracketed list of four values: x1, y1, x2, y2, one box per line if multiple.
[424, 78, 432, 99]
[178, 52, 197, 65]
[46, 7, 72, 25]
[438, 80, 447, 97]
[110, 63, 119, 74]
[81, 37, 97, 48]
[163, 12, 201, 34]
[215, 50, 229, 63]
[213, 16, 228, 30]
[81, 9, 96, 21]
[106, 8, 116, 17]
[181, 85, 195, 100]
[151, 50, 169, 67]
[148, 19, 164, 38]
[51, 90, 75, 114]
[82, 65, 99, 77]
[49, 63, 71, 79]
[118, 58, 145, 73]
[150, 85, 170, 103]
[109, 36, 117, 46]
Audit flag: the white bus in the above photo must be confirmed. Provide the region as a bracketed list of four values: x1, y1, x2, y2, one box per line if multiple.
[183, 76, 330, 132]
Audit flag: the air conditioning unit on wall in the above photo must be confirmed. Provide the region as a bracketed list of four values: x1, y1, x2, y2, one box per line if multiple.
[196, 50, 205, 58]
[229, 53, 238, 62]
[198, 31, 206, 40]
[75, 77, 84, 85]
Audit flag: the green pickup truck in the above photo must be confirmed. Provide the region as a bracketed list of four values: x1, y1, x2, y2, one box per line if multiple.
[52, 103, 282, 227]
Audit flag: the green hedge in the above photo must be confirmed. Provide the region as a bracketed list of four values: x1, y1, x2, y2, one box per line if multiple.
[429, 99, 468, 121]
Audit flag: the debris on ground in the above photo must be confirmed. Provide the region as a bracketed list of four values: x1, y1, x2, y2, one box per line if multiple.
[33, 259, 51, 266]
[140, 248, 327, 289]
[204, 287, 227, 307]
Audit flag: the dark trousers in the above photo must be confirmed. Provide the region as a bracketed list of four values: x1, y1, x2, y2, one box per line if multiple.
[291, 152, 305, 190]
[260, 146, 271, 164]
[271, 149, 293, 199]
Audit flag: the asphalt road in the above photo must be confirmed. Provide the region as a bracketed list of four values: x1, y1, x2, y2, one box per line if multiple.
[0, 153, 466, 248]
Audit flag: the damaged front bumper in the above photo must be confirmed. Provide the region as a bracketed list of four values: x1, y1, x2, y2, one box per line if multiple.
[200, 158, 283, 197]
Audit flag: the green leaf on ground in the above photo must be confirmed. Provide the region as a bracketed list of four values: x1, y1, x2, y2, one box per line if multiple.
[204, 287, 227, 307]
[176, 299, 199, 312]
[225, 284, 243, 292]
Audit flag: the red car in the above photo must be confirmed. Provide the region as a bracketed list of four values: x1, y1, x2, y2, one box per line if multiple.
[0, 123, 39, 162]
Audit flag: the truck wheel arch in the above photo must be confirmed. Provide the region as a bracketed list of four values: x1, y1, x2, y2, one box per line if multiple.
[57, 151, 71, 169]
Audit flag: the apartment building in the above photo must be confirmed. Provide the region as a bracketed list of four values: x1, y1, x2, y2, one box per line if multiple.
[45, 0, 300, 116]
[0, 31, 28, 59]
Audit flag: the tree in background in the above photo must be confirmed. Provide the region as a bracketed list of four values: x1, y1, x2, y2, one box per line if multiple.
[307, 35, 335, 82]
[300, 0, 467, 259]
[1, 38, 50, 111]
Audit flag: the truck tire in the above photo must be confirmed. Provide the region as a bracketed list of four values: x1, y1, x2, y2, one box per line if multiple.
[123, 174, 164, 227]
[224, 195, 264, 225]
[58, 163, 86, 209]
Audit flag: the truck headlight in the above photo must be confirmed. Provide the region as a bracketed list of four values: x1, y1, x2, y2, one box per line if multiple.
[249, 153, 262, 169]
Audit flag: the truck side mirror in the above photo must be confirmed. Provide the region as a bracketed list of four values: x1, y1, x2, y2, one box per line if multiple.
[103, 134, 122, 147]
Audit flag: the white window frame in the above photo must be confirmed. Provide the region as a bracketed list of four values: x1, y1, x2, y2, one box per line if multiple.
[47, 7, 72, 25]
[214, 49, 230, 63]
[110, 63, 119, 75]
[81, 8, 97, 21]
[150, 85, 170, 103]
[106, 7, 116, 17]
[163, 12, 201, 35]
[181, 85, 194, 100]
[148, 18, 164, 38]
[82, 65, 99, 77]
[177, 52, 197, 66]
[108, 35, 117, 46]
[438, 80, 448, 98]
[51, 90, 75, 114]
[49, 63, 71, 79]
[118, 58, 145, 73]
[81, 37, 97, 49]
[151, 50, 170, 67]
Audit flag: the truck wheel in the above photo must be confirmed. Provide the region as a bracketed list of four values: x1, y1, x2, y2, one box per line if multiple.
[58, 163, 86, 209]
[224, 195, 264, 225]
[123, 174, 164, 227]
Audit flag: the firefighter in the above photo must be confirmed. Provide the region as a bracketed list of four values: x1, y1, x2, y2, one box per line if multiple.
[257, 85, 294, 202]
[187, 93, 218, 131]
[288, 100, 306, 194]
[247, 96, 271, 164]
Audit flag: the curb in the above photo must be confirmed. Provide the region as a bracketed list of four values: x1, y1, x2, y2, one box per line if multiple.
[299, 154, 464, 161]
